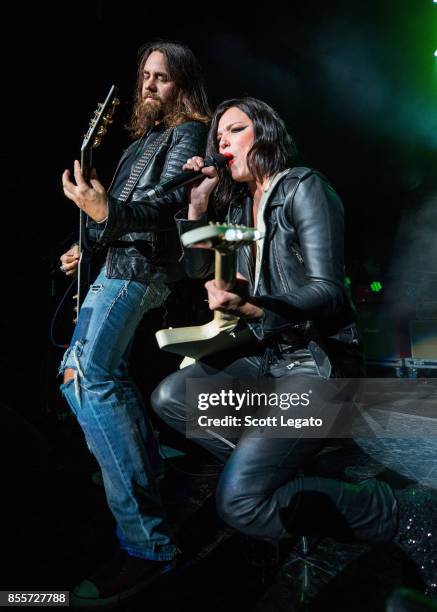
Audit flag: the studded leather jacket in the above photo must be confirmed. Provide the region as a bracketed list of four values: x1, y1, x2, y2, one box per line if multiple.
[88, 120, 208, 284]
[176, 167, 362, 373]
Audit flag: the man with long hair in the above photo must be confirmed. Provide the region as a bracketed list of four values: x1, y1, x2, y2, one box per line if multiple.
[59, 41, 209, 608]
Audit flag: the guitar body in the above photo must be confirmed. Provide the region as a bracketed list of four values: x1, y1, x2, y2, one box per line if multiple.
[156, 318, 253, 359]
[155, 223, 262, 361]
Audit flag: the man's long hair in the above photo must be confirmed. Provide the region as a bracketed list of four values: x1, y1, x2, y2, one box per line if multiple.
[128, 40, 210, 138]
[206, 97, 298, 209]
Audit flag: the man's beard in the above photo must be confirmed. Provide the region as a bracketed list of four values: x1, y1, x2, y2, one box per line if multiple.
[128, 90, 179, 138]
[138, 95, 175, 126]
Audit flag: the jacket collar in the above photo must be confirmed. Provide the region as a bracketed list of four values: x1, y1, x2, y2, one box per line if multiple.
[253, 169, 291, 292]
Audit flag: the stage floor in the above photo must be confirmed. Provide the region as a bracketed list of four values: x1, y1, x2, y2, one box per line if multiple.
[2, 425, 437, 611]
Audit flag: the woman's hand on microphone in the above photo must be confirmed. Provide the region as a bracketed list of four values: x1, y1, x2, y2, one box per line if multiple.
[183, 156, 219, 220]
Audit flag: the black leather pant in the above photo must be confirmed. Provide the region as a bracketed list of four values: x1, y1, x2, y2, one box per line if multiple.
[151, 344, 397, 544]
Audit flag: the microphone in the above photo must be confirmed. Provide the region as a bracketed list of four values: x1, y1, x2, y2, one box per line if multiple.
[143, 153, 233, 200]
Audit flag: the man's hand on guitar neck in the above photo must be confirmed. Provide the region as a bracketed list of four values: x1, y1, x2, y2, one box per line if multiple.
[205, 273, 264, 319]
[62, 160, 109, 223]
[60, 244, 80, 276]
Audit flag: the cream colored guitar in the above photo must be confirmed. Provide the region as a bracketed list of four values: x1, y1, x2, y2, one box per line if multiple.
[155, 223, 263, 361]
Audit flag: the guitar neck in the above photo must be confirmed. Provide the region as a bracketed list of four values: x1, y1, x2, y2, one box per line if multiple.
[79, 148, 92, 254]
[72, 84, 119, 321]
[80, 147, 92, 181]
[213, 251, 238, 324]
[76, 147, 93, 312]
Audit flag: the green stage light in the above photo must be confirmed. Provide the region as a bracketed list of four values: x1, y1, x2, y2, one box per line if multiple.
[370, 281, 382, 293]
[434, 50, 437, 57]
[344, 276, 351, 287]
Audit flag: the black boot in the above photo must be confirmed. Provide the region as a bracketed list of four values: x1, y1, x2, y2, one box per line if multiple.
[279, 490, 356, 541]
[71, 549, 177, 609]
[279, 477, 398, 544]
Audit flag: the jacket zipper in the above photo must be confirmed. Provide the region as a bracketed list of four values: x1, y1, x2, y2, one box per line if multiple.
[291, 245, 304, 264]
[272, 234, 290, 292]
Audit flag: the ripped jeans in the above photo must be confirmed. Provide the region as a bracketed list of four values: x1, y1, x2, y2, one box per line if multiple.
[59, 268, 176, 561]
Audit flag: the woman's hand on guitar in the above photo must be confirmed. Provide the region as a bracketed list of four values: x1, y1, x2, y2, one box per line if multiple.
[60, 245, 80, 277]
[183, 156, 219, 220]
[62, 160, 109, 222]
[204, 273, 264, 319]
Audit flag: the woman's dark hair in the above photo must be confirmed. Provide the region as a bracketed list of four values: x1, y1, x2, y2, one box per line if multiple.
[207, 97, 298, 209]
[128, 40, 211, 138]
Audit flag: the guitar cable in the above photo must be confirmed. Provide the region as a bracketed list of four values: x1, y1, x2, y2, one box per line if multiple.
[49, 277, 77, 349]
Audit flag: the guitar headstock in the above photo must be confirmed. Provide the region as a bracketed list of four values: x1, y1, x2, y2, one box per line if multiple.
[181, 222, 263, 254]
[81, 85, 120, 154]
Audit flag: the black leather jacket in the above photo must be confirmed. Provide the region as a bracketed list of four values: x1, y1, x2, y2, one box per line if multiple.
[176, 167, 361, 372]
[88, 120, 208, 284]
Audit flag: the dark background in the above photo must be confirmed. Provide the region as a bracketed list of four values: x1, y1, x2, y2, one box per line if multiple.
[2, 0, 437, 601]
[5, 0, 437, 417]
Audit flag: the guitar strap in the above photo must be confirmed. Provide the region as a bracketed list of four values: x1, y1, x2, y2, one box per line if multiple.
[84, 127, 173, 266]
[117, 127, 173, 203]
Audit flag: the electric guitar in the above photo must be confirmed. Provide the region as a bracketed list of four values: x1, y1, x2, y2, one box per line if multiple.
[155, 223, 263, 360]
[75, 85, 119, 319]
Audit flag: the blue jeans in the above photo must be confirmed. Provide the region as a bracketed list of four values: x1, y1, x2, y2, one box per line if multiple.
[59, 268, 176, 561]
